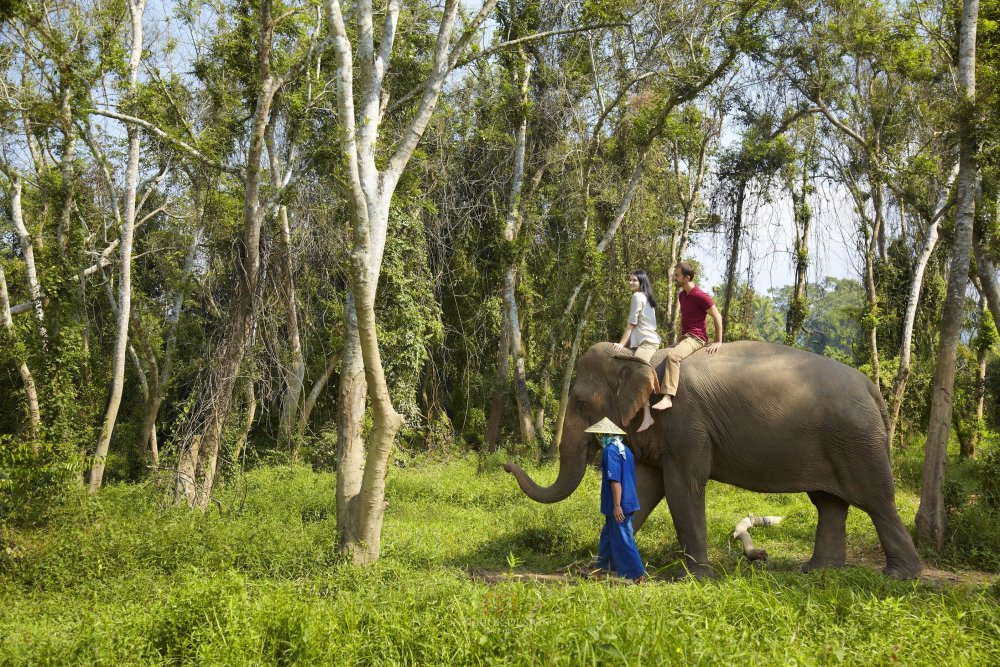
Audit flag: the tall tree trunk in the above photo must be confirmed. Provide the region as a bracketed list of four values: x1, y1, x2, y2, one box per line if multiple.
[916, 0, 979, 551]
[887, 208, 946, 444]
[341, 223, 405, 564]
[484, 311, 511, 452]
[965, 296, 988, 460]
[874, 183, 888, 265]
[664, 228, 680, 344]
[234, 379, 257, 463]
[89, 0, 146, 493]
[498, 55, 536, 446]
[863, 209, 882, 393]
[297, 352, 341, 437]
[5, 174, 47, 341]
[78, 267, 91, 388]
[666, 211, 696, 340]
[786, 151, 812, 345]
[336, 294, 367, 539]
[326, 0, 480, 564]
[57, 82, 76, 252]
[721, 179, 746, 338]
[0, 264, 40, 443]
[277, 204, 306, 457]
[550, 293, 592, 457]
[136, 227, 201, 466]
[973, 234, 1000, 329]
[178, 0, 290, 507]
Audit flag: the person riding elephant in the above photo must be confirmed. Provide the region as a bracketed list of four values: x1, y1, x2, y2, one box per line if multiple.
[504, 341, 922, 579]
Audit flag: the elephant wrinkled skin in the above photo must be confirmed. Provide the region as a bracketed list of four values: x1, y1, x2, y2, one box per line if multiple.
[504, 341, 922, 579]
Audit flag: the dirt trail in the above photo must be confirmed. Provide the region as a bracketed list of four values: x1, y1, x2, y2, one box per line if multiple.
[467, 564, 997, 587]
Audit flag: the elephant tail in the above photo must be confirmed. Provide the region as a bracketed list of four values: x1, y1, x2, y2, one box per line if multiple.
[870, 383, 891, 453]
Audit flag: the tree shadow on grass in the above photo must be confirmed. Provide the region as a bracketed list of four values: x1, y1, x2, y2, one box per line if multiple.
[446, 525, 596, 572]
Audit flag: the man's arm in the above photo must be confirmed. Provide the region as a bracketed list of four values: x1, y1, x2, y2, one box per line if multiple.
[611, 481, 625, 522]
[706, 304, 723, 354]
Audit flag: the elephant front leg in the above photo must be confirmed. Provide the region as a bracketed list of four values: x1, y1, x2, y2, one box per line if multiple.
[631, 462, 664, 533]
[803, 491, 849, 573]
[661, 465, 713, 579]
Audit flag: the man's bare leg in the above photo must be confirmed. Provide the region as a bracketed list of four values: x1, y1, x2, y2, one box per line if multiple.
[638, 403, 655, 432]
[651, 394, 672, 410]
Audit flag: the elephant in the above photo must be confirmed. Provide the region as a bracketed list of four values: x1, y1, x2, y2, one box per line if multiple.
[504, 341, 923, 579]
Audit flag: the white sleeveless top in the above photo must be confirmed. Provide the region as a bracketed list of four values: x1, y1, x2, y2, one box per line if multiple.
[628, 292, 661, 347]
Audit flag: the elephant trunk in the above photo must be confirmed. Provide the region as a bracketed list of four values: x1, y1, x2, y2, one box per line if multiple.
[504, 410, 589, 503]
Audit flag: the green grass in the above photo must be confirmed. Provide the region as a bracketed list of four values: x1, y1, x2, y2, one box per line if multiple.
[2, 457, 999, 665]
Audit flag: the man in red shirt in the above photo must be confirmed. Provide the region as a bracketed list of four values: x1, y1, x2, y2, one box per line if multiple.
[651, 261, 723, 410]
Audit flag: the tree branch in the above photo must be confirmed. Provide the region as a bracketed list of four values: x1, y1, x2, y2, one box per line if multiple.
[88, 108, 242, 175]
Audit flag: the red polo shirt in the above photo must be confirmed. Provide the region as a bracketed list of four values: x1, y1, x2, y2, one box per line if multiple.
[678, 285, 715, 343]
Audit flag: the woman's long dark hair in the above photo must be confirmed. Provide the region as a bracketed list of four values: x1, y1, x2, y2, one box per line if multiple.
[631, 269, 657, 309]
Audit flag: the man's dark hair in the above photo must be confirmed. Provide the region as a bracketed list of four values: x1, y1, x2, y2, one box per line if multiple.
[675, 261, 695, 280]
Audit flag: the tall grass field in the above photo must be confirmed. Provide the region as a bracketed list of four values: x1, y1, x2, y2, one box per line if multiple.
[2, 454, 999, 665]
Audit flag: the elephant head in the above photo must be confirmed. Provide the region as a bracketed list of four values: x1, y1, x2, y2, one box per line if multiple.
[504, 342, 659, 502]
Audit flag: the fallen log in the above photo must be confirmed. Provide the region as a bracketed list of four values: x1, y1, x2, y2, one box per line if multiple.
[731, 514, 783, 561]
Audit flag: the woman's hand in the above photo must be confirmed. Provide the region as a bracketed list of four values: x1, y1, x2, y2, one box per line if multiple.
[612, 343, 624, 353]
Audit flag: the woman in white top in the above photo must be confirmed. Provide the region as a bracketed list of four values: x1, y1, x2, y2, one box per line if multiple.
[612, 269, 662, 432]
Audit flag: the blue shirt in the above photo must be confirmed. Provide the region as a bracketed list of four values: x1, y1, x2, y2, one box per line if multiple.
[600, 440, 640, 516]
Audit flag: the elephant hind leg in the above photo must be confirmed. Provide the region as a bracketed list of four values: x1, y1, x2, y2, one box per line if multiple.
[802, 491, 849, 573]
[863, 502, 923, 579]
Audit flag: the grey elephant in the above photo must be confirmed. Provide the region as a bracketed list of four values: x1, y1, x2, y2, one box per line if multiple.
[504, 341, 923, 579]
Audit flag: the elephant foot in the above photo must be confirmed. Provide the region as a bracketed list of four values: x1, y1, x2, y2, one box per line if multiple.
[882, 558, 923, 580]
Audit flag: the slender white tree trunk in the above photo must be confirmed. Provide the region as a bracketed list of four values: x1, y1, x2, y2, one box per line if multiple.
[326, 0, 494, 563]
[973, 235, 1000, 329]
[57, 83, 76, 252]
[862, 209, 882, 393]
[90, 0, 146, 493]
[297, 352, 341, 436]
[0, 264, 40, 442]
[965, 295, 988, 459]
[551, 293, 592, 455]
[277, 204, 306, 455]
[887, 202, 949, 444]
[501, 55, 536, 445]
[6, 174, 47, 341]
[916, 0, 979, 550]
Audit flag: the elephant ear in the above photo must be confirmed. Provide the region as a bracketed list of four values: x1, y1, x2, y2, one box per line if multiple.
[614, 357, 658, 429]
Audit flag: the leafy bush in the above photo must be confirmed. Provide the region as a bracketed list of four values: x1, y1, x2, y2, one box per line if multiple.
[979, 442, 1000, 510]
[0, 436, 81, 528]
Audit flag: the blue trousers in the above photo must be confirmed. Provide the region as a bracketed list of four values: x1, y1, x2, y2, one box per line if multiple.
[594, 513, 645, 579]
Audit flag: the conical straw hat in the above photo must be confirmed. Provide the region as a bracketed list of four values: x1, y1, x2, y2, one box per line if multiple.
[584, 417, 626, 435]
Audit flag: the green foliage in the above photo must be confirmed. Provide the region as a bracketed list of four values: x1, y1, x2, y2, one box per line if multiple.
[938, 442, 1000, 571]
[377, 205, 443, 421]
[0, 436, 82, 528]
[979, 442, 1000, 511]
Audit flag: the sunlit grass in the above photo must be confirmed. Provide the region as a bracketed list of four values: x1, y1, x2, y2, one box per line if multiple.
[2, 456, 998, 665]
